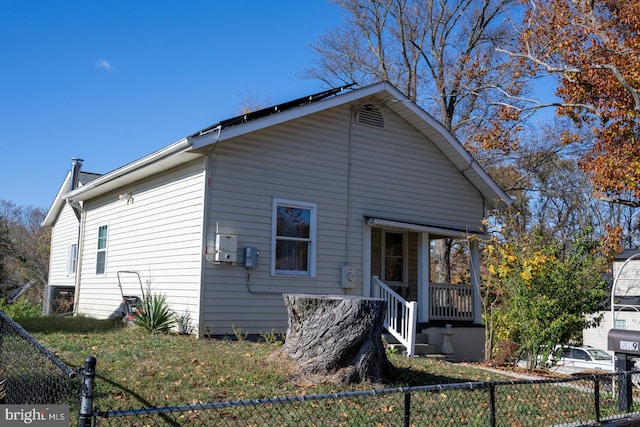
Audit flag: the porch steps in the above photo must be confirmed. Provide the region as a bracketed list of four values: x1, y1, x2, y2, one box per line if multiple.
[383, 333, 440, 357]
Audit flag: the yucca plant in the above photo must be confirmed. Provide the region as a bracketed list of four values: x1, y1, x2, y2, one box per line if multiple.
[133, 292, 176, 333]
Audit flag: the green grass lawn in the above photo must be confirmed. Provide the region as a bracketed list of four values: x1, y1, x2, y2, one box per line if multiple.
[11, 316, 629, 426]
[17, 316, 511, 411]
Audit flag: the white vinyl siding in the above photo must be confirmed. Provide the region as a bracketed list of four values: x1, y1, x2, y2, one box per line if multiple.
[584, 258, 640, 354]
[47, 203, 80, 288]
[584, 310, 627, 355]
[349, 107, 483, 224]
[612, 258, 640, 297]
[76, 159, 206, 328]
[201, 100, 486, 335]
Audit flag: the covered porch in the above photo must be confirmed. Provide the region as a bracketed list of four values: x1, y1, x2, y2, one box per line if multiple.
[365, 218, 485, 360]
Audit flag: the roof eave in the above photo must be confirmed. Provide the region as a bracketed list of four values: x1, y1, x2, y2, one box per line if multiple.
[43, 172, 72, 226]
[66, 138, 201, 202]
[171, 81, 512, 209]
[189, 82, 393, 149]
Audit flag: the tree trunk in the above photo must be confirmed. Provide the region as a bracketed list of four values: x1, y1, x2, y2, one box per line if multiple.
[277, 294, 391, 384]
[433, 238, 452, 283]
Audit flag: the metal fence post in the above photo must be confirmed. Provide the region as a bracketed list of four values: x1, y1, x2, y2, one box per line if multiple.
[593, 375, 601, 423]
[79, 356, 97, 427]
[404, 388, 411, 427]
[615, 353, 633, 413]
[489, 383, 496, 427]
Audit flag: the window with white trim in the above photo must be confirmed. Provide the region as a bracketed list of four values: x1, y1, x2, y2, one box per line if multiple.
[96, 225, 108, 275]
[66, 243, 78, 276]
[615, 319, 627, 330]
[272, 199, 316, 276]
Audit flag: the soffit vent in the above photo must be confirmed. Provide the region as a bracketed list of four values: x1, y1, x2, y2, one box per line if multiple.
[356, 104, 385, 128]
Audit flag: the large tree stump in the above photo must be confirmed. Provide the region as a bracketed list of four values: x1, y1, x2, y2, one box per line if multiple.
[277, 293, 391, 384]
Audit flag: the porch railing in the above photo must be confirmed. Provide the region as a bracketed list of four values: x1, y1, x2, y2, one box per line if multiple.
[429, 282, 474, 321]
[372, 276, 417, 357]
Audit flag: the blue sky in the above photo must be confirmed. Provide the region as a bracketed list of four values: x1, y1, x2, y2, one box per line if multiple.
[0, 1, 344, 209]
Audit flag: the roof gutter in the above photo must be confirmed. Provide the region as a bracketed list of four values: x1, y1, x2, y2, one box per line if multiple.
[42, 172, 71, 226]
[66, 138, 193, 201]
[187, 125, 221, 148]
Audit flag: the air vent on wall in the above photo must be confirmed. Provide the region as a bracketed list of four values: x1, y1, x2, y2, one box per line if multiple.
[356, 104, 385, 128]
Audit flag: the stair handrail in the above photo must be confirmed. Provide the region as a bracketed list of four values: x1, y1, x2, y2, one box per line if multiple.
[372, 276, 417, 357]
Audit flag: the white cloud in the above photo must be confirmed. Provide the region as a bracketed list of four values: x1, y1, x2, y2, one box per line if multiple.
[96, 59, 112, 71]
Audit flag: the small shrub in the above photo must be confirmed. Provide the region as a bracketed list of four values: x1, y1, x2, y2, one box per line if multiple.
[133, 293, 175, 334]
[177, 310, 194, 335]
[382, 335, 399, 355]
[259, 329, 284, 346]
[0, 298, 41, 318]
[17, 315, 122, 333]
[232, 324, 248, 341]
[201, 325, 215, 337]
[385, 345, 399, 355]
[490, 340, 520, 367]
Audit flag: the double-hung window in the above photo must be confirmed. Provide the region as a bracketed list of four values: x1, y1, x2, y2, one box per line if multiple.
[96, 225, 108, 275]
[66, 243, 78, 276]
[272, 199, 316, 276]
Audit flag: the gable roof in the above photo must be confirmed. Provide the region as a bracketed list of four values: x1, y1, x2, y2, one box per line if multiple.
[45, 81, 511, 223]
[188, 81, 512, 209]
[192, 84, 356, 135]
[43, 170, 102, 226]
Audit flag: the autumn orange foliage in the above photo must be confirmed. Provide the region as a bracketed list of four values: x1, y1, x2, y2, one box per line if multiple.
[521, 0, 640, 203]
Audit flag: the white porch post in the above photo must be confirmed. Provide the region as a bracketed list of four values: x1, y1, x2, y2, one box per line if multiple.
[470, 239, 482, 324]
[363, 223, 372, 297]
[417, 232, 429, 322]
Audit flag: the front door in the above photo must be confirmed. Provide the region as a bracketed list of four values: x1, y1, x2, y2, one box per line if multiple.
[382, 230, 408, 298]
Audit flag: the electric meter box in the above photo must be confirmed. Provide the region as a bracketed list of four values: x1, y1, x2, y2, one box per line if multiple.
[341, 265, 357, 288]
[214, 234, 238, 263]
[244, 247, 259, 268]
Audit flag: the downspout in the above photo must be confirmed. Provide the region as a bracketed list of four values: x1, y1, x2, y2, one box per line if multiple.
[68, 157, 85, 314]
[198, 153, 212, 337]
[194, 133, 219, 337]
[68, 199, 86, 315]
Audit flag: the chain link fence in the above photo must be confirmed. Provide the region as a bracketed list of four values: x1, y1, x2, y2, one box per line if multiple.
[86, 371, 640, 426]
[3, 309, 640, 426]
[0, 310, 80, 411]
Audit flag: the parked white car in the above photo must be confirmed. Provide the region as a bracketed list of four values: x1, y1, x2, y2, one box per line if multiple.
[548, 345, 613, 374]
